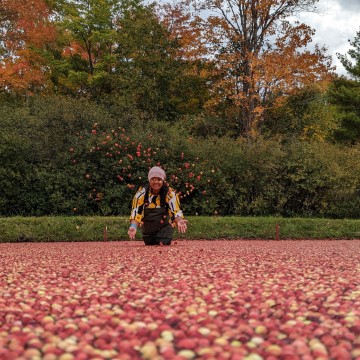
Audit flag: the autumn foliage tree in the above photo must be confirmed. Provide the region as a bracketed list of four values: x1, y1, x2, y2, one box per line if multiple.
[40, 0, 208, 119]
[163, 0, 334, 136]
[49, 0, 127, 96]
[0, 0, 56, 94]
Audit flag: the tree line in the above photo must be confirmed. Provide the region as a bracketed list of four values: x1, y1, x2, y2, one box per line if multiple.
[0, 0, 360, 217]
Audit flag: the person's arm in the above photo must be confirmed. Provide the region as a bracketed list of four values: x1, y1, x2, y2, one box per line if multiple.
[167, 190, 188, 233]
[128, 188, 145, 239]
[128, 220, 140, 239]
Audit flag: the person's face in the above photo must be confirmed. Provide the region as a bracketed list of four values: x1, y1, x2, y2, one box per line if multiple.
[149, 177, 164, 192]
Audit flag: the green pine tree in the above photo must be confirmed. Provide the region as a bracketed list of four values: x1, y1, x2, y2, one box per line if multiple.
[329, 29, 360, 143]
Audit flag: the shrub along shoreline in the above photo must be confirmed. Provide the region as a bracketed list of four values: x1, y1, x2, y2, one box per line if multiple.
[2, 96, 360, 219]
[1, 216, 359, 243]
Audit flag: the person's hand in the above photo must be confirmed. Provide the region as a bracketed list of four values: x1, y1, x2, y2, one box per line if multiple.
[177, 219, 188, 233]
[128, 226, 137, 239]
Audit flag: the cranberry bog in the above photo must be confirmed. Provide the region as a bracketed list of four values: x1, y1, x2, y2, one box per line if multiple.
[1, 240, 359, 360]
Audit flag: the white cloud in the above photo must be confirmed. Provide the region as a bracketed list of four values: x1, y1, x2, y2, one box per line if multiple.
[296, 0, 360, 76]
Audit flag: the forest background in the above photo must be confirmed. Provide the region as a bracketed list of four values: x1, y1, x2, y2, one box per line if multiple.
[0, 0, 360, 219]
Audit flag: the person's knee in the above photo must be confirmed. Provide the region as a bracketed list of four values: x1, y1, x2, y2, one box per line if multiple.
[143, 233, 172, 246]
[143, 238, 157, 246]
[158, 239, 171, 246]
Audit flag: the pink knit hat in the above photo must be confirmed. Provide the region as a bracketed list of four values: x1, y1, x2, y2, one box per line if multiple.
[148, 166, 166, 181]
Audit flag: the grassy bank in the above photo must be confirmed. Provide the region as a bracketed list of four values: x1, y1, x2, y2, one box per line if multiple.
[1, 216, 360, 242]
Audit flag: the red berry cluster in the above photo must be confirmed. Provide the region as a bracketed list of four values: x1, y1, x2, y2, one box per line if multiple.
[71, 125, 215, 206]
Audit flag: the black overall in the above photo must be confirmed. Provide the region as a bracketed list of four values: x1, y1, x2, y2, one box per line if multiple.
[142, 205, 174, 246]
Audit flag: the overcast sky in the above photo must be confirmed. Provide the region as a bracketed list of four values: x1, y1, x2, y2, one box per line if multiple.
[296, 0, 360, 76]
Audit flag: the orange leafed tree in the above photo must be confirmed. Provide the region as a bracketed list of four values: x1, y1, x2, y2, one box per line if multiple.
[0, 0, 56, 94]
[156, 1, 214, 92]
[157, 2, 207, 61]
[162, 0, 334, 136]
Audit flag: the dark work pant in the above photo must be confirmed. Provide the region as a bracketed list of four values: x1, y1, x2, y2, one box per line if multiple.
[142, 225, 174, 246]
[142, 206, 173, 246]
[143, 237, 172, 246]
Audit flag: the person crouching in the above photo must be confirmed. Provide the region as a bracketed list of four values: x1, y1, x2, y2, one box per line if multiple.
[128, 166, 188, 245]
